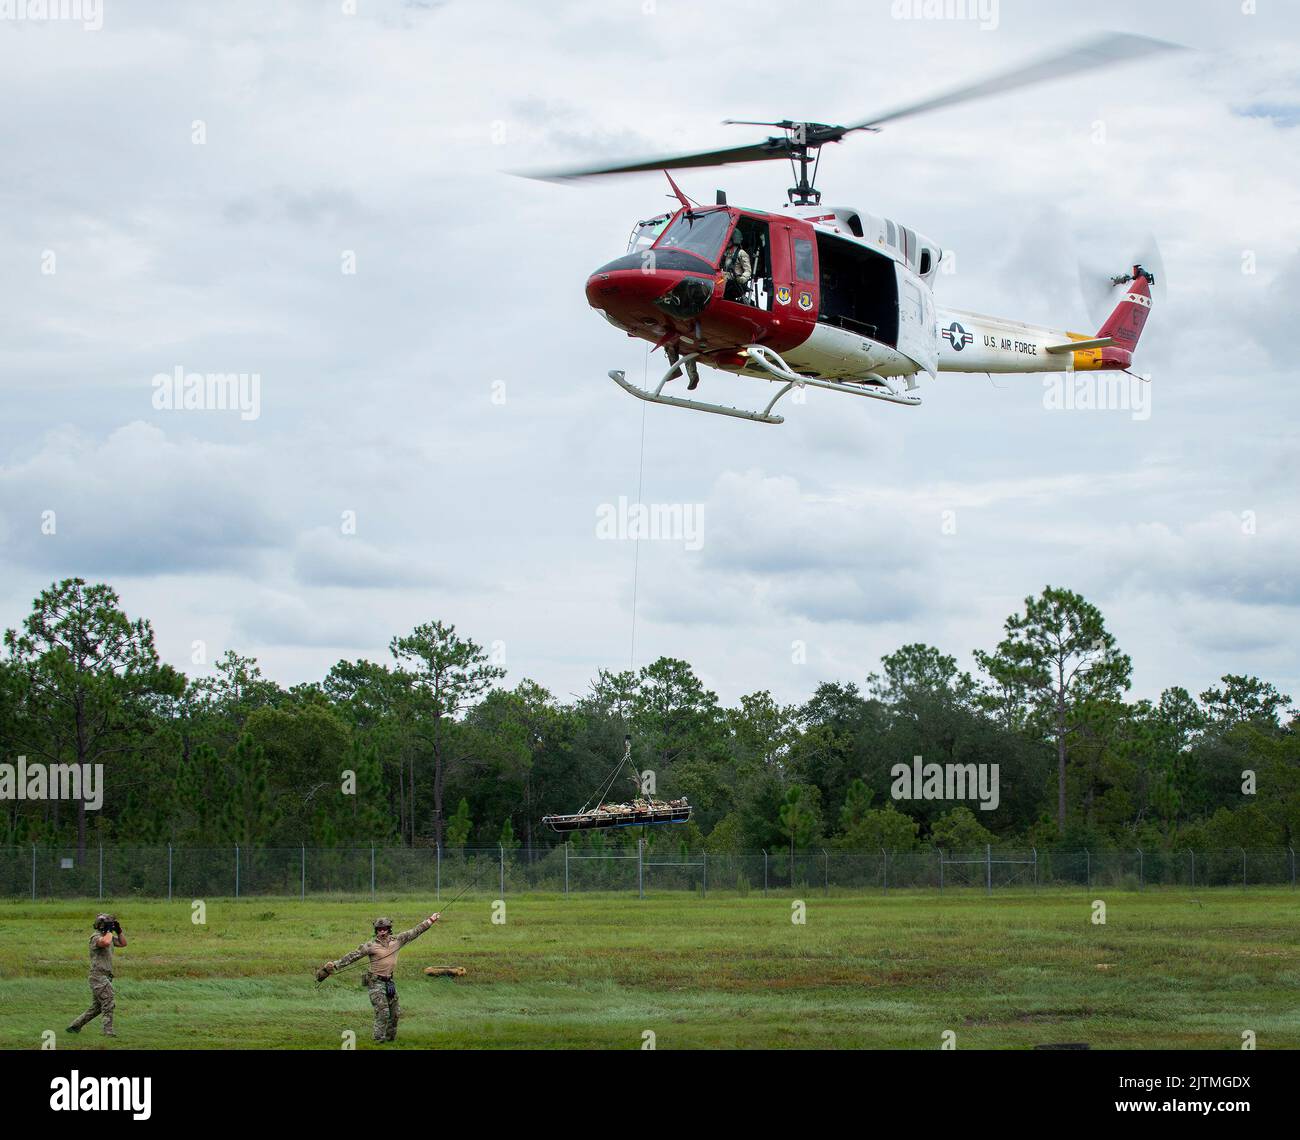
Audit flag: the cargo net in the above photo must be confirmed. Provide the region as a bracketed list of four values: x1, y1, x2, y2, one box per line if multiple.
[542, 736, 691, 833]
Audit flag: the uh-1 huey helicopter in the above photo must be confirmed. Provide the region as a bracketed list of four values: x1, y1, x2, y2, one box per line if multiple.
[540, 32, 1179, 425]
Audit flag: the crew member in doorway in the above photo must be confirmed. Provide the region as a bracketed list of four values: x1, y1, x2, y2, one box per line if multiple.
[721, 229, 752, 303]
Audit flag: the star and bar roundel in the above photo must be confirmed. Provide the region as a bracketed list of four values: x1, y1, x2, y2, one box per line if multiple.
[941, 321, 973, 351]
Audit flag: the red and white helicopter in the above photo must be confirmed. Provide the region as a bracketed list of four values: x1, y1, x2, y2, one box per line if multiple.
[544, 33, 1177, 425]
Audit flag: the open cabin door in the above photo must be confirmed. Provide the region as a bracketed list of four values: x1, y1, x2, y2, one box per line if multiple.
[895, 267, 938, 377]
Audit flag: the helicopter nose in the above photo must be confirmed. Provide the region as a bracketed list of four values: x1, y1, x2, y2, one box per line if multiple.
[586, 265, 669, 308]
[586, 260, 714, 325]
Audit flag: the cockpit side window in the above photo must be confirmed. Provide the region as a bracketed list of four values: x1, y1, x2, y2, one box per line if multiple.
[627, 214, 672, 254]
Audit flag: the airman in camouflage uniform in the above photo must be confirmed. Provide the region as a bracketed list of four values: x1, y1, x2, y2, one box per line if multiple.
[322, 913, 439, 1043]
[67, 913, 126, 1037]
[721, 229, 752, 302]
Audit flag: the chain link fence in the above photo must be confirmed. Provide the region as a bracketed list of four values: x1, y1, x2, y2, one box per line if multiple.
[1, 845, 1296, 899]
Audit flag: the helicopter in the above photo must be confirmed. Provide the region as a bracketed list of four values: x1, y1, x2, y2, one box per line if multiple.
[540, 32, 1179, 425]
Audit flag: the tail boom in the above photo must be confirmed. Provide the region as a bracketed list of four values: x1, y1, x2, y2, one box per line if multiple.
[936, 264, 1154, 375]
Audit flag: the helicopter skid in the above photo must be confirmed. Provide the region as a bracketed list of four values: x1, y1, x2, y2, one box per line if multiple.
[608, 344, 920, 425]
[610, 368, 791, 424]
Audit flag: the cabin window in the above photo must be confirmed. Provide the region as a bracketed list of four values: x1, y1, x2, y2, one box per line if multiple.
[793, 237, 815, 282]
[814, 231, 899, 346]
[885, 219, 896, 247]
[919, 248, 932, 275]
[903, 281, 923, 323]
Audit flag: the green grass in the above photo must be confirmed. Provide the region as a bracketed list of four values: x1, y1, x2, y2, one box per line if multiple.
[2, 890, 1298, 1049]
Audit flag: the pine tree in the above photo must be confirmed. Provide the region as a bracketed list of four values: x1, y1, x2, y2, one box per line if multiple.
[222, 734, 279, 845]
[175, 743, 225, 843]
[446, 798, 472, 851]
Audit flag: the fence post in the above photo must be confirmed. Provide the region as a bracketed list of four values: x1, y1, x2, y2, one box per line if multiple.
[1241, 846, 1247, 890]
[938, 849, 944, 893]
[499, 846, 505, 897]
[167, 843, 173, 902]
[822, 848, 829, 897]
[762, 849, 768, 897]
[235, 845, 240, 898]
[436, 845, 442, 902]
[702, 850, 707, 898]
[1291, 847, 1296, 890]
[882, 847, 888, 895]
[986, 844, 992, 896]
[1188, 848, 1195, 888]
[1032, 846, 1038, 890]
[1137, 848, 1143, 891]
[301, 844, 306, 900]
[370, 846, 375, 900]
[637, 838, 643, 901]
[563, 842, 569, 897]
[1085, 849, 1090, 889]
[98, 844, 104, 901]
[31, 844, 36, 902]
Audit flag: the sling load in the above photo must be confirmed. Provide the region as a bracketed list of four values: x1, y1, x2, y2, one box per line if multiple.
[542, 735, 691, 833]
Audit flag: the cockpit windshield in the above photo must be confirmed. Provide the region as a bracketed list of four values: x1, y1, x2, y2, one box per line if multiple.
[653, 209, 733, 266]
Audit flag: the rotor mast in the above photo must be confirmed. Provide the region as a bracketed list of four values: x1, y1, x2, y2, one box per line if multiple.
[720, 120, 870, 205]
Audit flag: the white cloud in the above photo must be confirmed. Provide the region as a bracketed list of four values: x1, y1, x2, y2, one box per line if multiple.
[0, 422, 282, 576]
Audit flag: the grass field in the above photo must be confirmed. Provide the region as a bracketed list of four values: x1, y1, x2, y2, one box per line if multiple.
[2, 890, 1298, 1049]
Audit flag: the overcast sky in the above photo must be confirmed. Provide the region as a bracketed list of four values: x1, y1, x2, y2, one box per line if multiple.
[1, 0, 1297, 711]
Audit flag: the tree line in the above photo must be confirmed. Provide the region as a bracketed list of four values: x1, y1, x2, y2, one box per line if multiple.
[1, 578, 1296, 862]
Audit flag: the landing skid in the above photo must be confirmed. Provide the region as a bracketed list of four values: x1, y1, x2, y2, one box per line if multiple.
[609, 344, 921, 425]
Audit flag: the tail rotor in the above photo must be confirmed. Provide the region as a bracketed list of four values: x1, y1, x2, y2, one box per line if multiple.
[1077, 232, 1166, 327]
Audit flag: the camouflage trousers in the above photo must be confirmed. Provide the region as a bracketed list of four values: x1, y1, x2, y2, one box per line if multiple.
[363, 973, 400, 1043]
[69, 975, 115, 1035]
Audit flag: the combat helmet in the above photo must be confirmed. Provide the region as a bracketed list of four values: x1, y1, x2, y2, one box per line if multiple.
[373, 917, 393, 933]
[93, 913, 116, 931]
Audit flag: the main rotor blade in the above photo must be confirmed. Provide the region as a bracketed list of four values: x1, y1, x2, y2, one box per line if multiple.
[527, 138, 793, 182]
[524, 31, 1182, 183]
[846, 32, 1184, 132]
